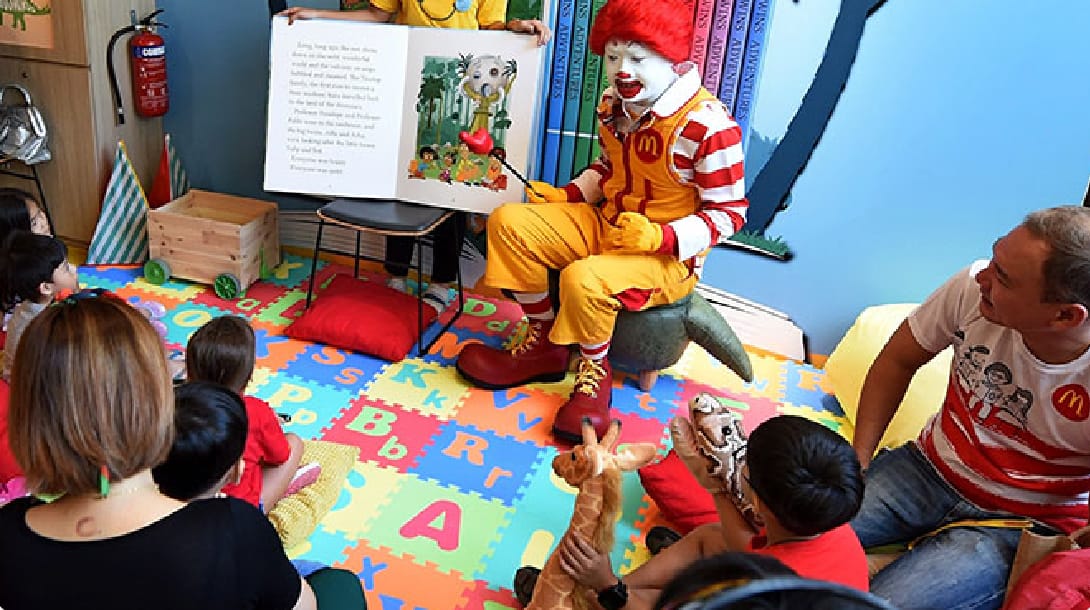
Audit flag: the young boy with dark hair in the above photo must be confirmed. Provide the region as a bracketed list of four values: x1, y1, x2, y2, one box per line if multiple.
[153, 381, 249, 501]
[520, 396, 868, 610]
[0, 231, 79, 381]
[186, 315, 313, 512]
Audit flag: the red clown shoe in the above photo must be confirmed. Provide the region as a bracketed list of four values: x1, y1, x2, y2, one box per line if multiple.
[456, 319, 571, 389]
[552, 357, 612, 443]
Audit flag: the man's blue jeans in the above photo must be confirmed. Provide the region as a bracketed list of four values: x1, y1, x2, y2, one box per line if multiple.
[851, 443, 1033, 610]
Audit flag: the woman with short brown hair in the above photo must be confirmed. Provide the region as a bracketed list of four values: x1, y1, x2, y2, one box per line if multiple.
[0, 291, 318, 610]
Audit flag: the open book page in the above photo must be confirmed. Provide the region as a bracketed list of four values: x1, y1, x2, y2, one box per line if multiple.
[394, 27, 545, 213]
[264, 17, 411, 198]
[264, 17, 545, 214]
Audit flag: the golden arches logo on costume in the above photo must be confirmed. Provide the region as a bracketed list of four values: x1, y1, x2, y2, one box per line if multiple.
[1052, 384, 1090, 421]
[634, 131, 663, 163]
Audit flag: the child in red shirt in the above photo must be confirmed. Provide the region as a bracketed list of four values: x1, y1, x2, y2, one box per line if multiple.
[186, 315, 305, 512]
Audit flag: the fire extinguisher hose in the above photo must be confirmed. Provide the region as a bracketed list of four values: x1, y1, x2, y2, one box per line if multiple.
[106, 24, 137, 126]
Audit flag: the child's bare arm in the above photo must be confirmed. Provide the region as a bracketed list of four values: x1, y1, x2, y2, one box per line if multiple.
[280, 5, 395, 25]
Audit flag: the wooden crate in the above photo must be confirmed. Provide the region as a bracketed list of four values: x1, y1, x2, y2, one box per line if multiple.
[147, 190, 280, 290]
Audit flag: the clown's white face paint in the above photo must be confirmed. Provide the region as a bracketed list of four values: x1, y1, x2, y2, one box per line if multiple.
[603, 40, 679, 113]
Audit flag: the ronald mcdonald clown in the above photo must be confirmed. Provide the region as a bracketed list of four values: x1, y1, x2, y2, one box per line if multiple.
[456, 0, 748, 443]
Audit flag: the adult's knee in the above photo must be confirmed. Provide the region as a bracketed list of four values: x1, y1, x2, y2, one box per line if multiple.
[557, 259, 607, 302]
[486, 204, 526, 239]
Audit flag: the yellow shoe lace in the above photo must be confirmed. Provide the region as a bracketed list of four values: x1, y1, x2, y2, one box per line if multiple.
[504, 320, 542, 356]
[573, 358, 607, 397]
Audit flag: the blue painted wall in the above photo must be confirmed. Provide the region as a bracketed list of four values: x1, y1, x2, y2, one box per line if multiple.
[157, 0, 1090, 356]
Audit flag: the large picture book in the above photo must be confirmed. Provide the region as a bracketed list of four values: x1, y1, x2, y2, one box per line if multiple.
[264, 17, 545, 214]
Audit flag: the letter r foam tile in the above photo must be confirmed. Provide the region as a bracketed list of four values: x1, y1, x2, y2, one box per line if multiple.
[410, 422, 542, 505]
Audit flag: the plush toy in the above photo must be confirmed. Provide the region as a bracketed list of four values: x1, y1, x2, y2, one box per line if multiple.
[520, 419, 656, 610]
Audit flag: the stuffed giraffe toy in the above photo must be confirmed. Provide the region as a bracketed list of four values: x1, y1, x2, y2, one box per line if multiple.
[526, 418, 657, 610]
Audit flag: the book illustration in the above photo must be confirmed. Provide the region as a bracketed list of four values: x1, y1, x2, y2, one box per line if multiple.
[406, 53, 520, 192]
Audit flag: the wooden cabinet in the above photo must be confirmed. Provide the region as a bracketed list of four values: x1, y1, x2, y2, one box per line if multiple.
[0, 0, 162, 247]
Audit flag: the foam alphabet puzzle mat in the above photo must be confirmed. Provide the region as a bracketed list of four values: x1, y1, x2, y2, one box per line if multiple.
[77, 255, 851, 609]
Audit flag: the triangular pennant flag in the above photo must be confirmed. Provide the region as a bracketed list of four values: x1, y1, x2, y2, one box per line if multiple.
[86, 141, 150, 265]
[167, 133, 190, 202]
[148, 133, 190, 209]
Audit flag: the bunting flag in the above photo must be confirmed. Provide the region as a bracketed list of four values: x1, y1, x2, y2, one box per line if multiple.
[148, 132, 190, 209]
[86, 141, 150, 265]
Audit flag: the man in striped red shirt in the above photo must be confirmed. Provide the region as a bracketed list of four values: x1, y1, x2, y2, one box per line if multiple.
[456, 0, 748, 443]
[850, 206, 1090, 610]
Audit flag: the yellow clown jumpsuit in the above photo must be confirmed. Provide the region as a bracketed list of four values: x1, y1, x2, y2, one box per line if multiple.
[483, 86, 723, 347]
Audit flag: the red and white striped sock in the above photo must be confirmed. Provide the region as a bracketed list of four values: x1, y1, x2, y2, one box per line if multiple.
[580, 340, 610, 362]
[513, 291, 554, 322]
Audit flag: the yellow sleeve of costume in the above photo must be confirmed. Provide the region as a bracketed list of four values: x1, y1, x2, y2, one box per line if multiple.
[477, 0, 507, 28]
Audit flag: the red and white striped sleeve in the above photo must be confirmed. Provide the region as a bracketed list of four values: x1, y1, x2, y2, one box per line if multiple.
[668, 99, 748, 261]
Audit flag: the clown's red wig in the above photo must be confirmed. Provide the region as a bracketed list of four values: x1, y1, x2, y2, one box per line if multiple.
[588, 0, 694, 65]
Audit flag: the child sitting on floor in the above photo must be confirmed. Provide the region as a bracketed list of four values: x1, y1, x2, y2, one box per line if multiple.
[185, 315, 314, 512]
[0, 231, 79, 381]
[153, 381, 368, 608]
[153, 381, 250, 501]
[517, 407, 868, 609]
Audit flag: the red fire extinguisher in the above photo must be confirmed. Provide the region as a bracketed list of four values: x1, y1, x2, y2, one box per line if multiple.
[108, 10, 169, 125]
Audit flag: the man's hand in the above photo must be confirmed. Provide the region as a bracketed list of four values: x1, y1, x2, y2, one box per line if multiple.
[526, 181, 568, 203]
[506, 19, 551, 46]
[610, 212, 663, 253]
[556, 532, 616, 592]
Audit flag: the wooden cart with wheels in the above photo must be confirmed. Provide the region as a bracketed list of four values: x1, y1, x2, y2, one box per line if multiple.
[145, 190, 280, 299]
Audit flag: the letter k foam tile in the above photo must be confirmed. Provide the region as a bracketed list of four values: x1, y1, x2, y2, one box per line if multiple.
[366, 358, 471, 420]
